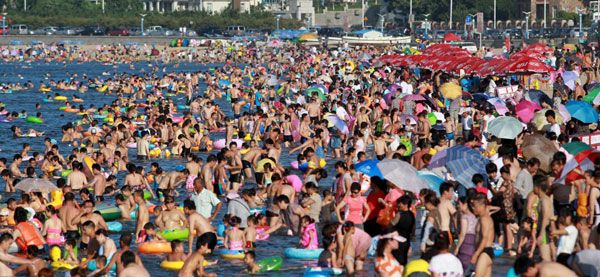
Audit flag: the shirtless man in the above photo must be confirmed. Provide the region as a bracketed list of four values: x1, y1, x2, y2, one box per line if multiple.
[373, 132, 389, 160]
[242, 146, 265, 180]
[0, 233, 34, 277]
[265, 173, 286, 226]
[157, 169, 189, 202]
[134, 190, 150, 241]
[71, 200, 108, 250]
[116, 194, 134, 220]
[299, 115, 314, 143]
[470, 192, 495, 277]
[66, 161, 88, 190]
[513, 256, 576, 277]
[90, 164, 107, 203]
[156, 196, 187, 231]
[534, 175, 554, 261]
[416, 111, 431, 143]
[437, 183, 457, 242]
[226, 142, 244, 193]
[200, 155, 217, 193]
[265, 138, 282, 163]
[184, 200, 217, 256]
[96, 233, 143, 276]
[9, 155, 26, 178]
[119, 250, 150, 277]
[306, 99, 320, 123]
[180, 232, 218, 277]
[185, 155, 201, 192]
[59, 192, 82, 241]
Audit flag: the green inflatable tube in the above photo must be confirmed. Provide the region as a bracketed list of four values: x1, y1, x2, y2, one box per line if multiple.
[160, 229, 190, 241]
[97, 207, 121, 221]
[26, 116, 43, 123]
[61, 170, 73, 177]
[255, 256, 283, 273]
[123, 191, 151, 200]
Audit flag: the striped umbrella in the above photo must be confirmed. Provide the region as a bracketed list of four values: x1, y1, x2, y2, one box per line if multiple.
[555, 142, 600, 184]
[445, 145, 490, 188]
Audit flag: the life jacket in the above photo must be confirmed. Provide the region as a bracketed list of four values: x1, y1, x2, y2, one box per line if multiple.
[15, 222, 44, 251]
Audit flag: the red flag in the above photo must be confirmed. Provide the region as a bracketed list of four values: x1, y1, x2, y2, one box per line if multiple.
[505, 36, 510, 51]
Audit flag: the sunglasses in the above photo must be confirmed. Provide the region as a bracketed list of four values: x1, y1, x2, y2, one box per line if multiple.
[351, 190, 360, 194]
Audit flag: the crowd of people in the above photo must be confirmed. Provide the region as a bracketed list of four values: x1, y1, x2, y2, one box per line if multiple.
[0, 39, 597, 277]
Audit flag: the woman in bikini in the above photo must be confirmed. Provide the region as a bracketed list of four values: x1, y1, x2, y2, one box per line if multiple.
[42, 205, 65, 246]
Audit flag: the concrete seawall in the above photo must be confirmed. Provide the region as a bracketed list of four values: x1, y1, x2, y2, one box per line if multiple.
[0, 35, 198, 46]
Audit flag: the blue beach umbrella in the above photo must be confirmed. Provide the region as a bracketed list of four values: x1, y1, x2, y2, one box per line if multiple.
[566, 101, 599, 124]
[355, 160, 383, 179]
[526, 89, 553, 106]
[445, 145, 490, 188]
[416, 171, 444, 196]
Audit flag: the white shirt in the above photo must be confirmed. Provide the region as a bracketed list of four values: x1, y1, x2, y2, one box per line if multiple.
[487, 79, 497, 95]
[400, 81, 413, 94]
[428, 253, 464, 276]
[556, 225, 578, 255]
[190, 189, 221, 219]
[550, 123, 561, 136]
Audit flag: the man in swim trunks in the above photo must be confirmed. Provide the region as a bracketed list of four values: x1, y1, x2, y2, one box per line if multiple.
[58, 192, 81, 240]
[470, 192, 495, 277]
[157, 169, 189, 202]
[225, 142, 244, 193]
[179, 232, 217, 277]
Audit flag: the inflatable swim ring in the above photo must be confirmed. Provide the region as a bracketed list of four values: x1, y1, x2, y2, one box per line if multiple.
[306, 267, 343, 275]
[160, 260, 208, 270]
[220, 249, 245, 259]
[26, 116, 43, 124]
[54, 96, 67, 100]
[159, 229, 191, 241]
[253, 256, 283, 273]
[93, 203, 121, 221]
[107, 221, 122, 232]
[138, 242, 172, 254]
[284, 248, 323, 260]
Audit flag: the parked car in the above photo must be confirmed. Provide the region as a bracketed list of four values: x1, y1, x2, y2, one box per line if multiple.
[80, 25, 105, 36]
[224, 25, 245, 36]
[127, 28, 142, 36]
[178, 29, 197, 37]
[108, 28, 128, 36]
[452, 41, 478, 53]
[198, 27, 224, 38]
[8, 24, 28, 35]
[55, 27, 79, 35]
[318, 27, 344, 37]
[146, 26, 173, 36]
[29, 26, 57, 35]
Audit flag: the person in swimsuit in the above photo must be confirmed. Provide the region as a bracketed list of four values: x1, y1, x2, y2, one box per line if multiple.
[42, 205, 65, 246]
[224, 216, 244, 250]
[471, 193, 495, 277]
